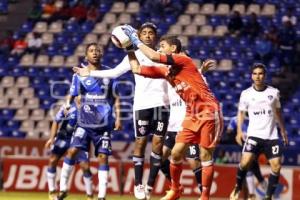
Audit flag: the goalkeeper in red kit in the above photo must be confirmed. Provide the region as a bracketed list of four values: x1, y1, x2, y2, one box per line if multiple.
[122, 25, 224, 200]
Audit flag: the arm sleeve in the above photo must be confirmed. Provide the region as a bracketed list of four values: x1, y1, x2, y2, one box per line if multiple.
[69, 74, 79, 96]
[140, 66, 168, 79]
[238, 91, 248, 111]
[54, 107, 64, 123]
[275, 89, 281, 108]
[90, 56, 130, 78]
[159, 54, 190, 68]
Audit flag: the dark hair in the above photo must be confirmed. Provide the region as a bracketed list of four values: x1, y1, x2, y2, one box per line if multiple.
[251, 63, 267, 74]
[139, 22, 157, 35]
[85, 43, 98, 55]
[159, 35, 182, 53]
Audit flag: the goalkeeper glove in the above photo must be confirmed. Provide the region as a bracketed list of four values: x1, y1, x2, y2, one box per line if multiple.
[122, 25, 142, 47]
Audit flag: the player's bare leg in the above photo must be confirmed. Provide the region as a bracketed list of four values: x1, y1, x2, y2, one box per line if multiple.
[161, 143, 187, 200]
[133, 136, 147, 199]
[230, 152, 255, 200]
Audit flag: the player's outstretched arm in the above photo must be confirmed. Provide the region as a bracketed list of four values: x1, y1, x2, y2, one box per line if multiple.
[275, 108, 288, 146]
[113, 96, 122, 131]
[128, 51, 141, 74]
[122, 25, 161, 62]
[73, 63, 129, 78]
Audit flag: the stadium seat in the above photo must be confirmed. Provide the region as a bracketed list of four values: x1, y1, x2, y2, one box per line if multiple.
[200, 3, 215, 15]
[103, 13, 117, 24]
[192, 14, 206, 25]
[25, 98, 40, 109]
[111, 2, 125, 13]
[34, 55, 49, 66]
[50, 55, 64, 67]
[92, 23, 108, 34]
[9, 98, 24, 109]
[247, 4, 261, 15]
[20, 119, 34, 133]
[198, 25, 213, 37]
[1, 109, 15, 119]
[215, 4, 230, 15]
[118, 13, 132, 24]
[75, 44, 87, 57]
[0, 97, 9, 109]
[218, 59, 233, 71]
[30, 109, 45, 121]
[1, 76, 14, 88]
[83, 33, 98, 44]
[185, 3, 200, 14]
[168, 25, 182, 35]
[5, 87, 19, 98]
[177, 36, 188, 47]
[21, 88, 35, 99]
[15, 76, 29, 88]
[98, 33, 111, 46]
[183, 24, 198, 36]
[35, 120, 51, 138]
[41, 32, 54, 45]
[80, 21, 94, 34]
[232, 4, 246, 15]
[261, 4, 276, 16]
[65, 56, 79, 67]
[214, 25, 228, 37]
[177, 15, 192, 26]
[48, 21, 63, 33]
[126, 2, 140, 13]
[14, 108, 29, 120]
[33, 21, 48, 33]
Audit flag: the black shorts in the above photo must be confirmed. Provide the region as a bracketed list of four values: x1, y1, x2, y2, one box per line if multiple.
[134, 106, 169, 137]
[164, 131, 200, 160]
[243, 136, 283, 160]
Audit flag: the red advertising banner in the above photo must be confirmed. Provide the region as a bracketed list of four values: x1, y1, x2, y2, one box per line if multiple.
[293, 169, 300, 200]
[2, 157, 121, 194]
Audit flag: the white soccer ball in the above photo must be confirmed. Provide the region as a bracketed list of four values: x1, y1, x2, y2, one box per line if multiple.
[111, 25, 132, 48]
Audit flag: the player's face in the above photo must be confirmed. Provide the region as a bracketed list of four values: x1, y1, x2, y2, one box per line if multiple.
[251, 68, 265, 85]
[86, 45, 102, 65]
[139, 27, 156, 47]
[159, 40, 174, 54]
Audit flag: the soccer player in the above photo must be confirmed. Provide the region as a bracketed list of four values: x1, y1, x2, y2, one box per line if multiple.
[229, 63, 288, 200]
[56, 43, 122, 200]
[123, 25, 224, 200]
[45, 101, 92, 200]
[73, 23, 170, 200]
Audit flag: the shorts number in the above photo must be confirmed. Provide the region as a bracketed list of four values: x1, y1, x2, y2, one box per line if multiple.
[157, 122, 164, 132]
[272, 145, 279, 155]
[102, 140, 109, 149]
[189, 146, 196, 155]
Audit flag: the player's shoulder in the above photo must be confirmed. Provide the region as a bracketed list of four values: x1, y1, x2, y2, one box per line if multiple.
[241, 86, 254, 95]
[266, 85, 279, 93]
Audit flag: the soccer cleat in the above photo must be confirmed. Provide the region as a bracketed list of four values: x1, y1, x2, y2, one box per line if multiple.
[247, 194, 256, 200]
[86, 195, 94, 200]
[145, 185, 153, 200]
[134, 184, 146, 200]
[229, 186, 240, 200]
[262, 196, 271, 200]
[56, 191, 68, 200]
[98, 198, 106, 200]
[48, 191, 57, 200]
[160, 187, 183, 200]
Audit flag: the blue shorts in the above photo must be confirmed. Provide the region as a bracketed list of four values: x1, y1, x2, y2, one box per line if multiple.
[51, 135, 89, 163]
[71, 126, 112, 156]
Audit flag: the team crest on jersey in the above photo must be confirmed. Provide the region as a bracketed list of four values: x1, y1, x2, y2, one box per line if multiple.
[85, 79, 92, 85]
[102, 78, 110, 85]
[246, 143, 252, 151]
[139, 126, 146, 135]
[268, 95, 273, 100]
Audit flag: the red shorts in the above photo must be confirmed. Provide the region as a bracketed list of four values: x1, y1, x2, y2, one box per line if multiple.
[176, 111, 224, 148]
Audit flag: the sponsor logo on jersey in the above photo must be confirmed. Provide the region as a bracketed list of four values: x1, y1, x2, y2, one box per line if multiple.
[138, 120, 149, 126]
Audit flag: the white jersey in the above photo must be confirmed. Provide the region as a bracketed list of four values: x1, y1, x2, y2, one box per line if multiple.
[238, 85, 281, 140]
[89, 49, 169, 111]
[167, 83, 186, 132]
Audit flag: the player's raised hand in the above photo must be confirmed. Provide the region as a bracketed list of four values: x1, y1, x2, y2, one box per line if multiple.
[200, 59, 216, 73]
[122, 25, 142, 46]
[44, 138, 54, 149]
[72, 66, 90, 77]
